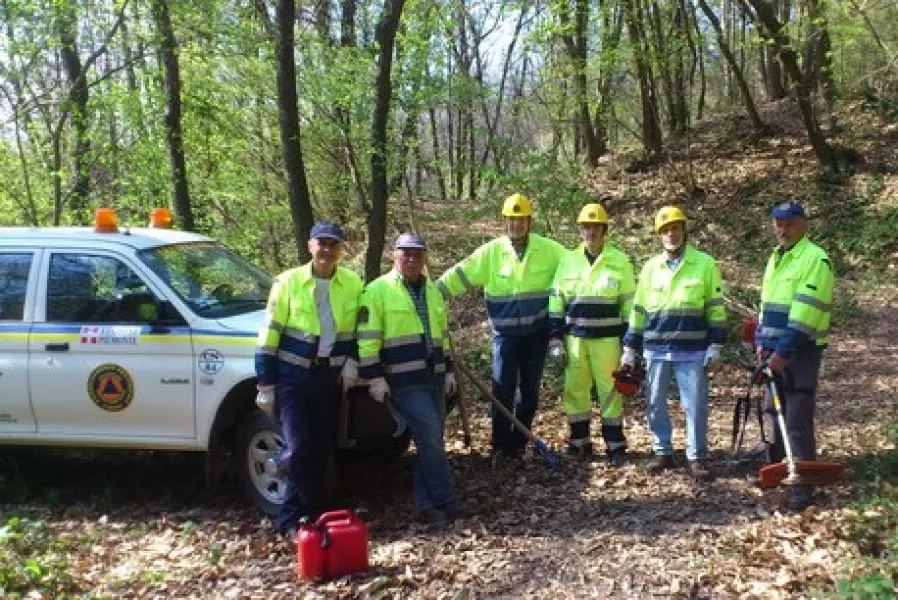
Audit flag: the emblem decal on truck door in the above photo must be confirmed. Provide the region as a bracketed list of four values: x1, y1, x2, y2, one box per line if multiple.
[198, 348, 225, 375]
[87, 363, 135, 412]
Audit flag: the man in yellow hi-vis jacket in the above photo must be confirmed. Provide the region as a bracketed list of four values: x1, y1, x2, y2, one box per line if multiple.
[358, 233, 468, 524]
[255, 221, 363, 537]
[757, 201, 834, 511]
[437, 194, 565, 460]
[548, 203, 635, 465]
[621, 206, 727, 481]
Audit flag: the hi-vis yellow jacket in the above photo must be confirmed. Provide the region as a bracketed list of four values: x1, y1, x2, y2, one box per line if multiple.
[357, 270, 453, 389]
[436, 233, 565, 336]
[549, 244, 635, 340]
[255, 264, 363, 385]
[758, 236, 833, 354]
[623, 244, 726, 353]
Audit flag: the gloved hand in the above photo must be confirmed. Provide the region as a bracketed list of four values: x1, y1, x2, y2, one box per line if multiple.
[445, 373, 458, 396]
[620, 346, 637, 369]
[340, 358, 360, 388]
[704, 344, 722, 368]
[368, 377, 390, 403]
[255, 385, 276, 416]
[548, 338, 565, 365]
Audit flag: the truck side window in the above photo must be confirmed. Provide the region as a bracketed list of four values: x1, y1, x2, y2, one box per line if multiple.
[47, 254, 154, 323]
[0, 253, 32, 321]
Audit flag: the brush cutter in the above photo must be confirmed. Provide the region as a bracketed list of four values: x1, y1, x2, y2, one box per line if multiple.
[757, 367, 844, 488]
[453, 357, 560, 471]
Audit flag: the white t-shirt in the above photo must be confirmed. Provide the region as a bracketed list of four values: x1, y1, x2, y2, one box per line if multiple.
[314, 276, 337, 357]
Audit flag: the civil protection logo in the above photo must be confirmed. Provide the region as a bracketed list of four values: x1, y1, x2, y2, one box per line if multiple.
[87, 363, 135, 412]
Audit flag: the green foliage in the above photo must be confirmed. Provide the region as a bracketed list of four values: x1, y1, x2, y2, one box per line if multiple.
[0, 517, 80, 597]
[830, 422, 898, 598]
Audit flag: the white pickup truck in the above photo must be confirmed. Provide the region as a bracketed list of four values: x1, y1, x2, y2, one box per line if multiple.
[0, 211, 404, 515]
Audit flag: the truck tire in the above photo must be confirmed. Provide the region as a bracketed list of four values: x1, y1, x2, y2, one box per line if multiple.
[234, 410, 288, 517]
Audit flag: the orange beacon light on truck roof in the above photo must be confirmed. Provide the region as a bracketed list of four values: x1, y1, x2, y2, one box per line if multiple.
[94, 208, 118, 233]
[149, 207, 173, 228]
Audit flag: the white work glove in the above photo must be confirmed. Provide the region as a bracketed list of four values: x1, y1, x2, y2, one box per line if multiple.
[445, 373, 458, 396]
[340, 358, 360, 388]
[548, 338, 565, 364]
[620, 346, 637, 369]
[255, 385, 276, 416]
[704, 344, 723, 368]
[368, 377, 390, 403]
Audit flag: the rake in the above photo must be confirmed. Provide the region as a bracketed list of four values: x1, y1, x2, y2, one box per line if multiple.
[453, 357, 560, 471]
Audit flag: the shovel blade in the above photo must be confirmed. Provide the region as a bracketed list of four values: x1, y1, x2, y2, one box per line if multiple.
[758, 461, 845, 488]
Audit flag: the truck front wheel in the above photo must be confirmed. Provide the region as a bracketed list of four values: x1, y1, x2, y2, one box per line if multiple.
[234, 411, 288, 517]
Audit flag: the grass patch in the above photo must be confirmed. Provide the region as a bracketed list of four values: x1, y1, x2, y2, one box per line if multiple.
[830, 423, 898, 597]
[0, 517, 82, 597]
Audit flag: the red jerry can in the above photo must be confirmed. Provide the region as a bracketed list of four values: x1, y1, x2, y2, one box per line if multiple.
[297, 510, 370, 581]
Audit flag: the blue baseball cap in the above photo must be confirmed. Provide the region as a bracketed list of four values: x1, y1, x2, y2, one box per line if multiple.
[395, 233, 427, 250]
[771, 202, 807, 219]
[310, 221, 346, 241]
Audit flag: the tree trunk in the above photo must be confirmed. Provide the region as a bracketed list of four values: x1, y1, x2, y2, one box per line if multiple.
[365, 0, 405, 283]
[558, 0, 604, 167]
[428, 106, 448, 202]
[152, 0, 195, 231]
[56, 2, 90, 218]
[744, 0, 836, 169]
[274, 0, 314, 263]
[698, 0, 764, 131]
[624, 0, 663, 154]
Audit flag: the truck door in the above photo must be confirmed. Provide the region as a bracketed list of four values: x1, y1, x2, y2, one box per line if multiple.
[0, 250, 38, 434]
[28, 250, 196, 440]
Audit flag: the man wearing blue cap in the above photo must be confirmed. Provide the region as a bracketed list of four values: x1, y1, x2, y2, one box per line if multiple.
[757, 202, 834, 511]
[255, 221, 364, 537]
[357, 233, 468, 524]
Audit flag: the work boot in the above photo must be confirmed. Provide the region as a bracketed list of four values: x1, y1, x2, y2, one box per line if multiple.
[787, 488, 813, 513]
[566, 441, 595, 459]
[646, 454, 676, 474]
[442, 499, 472, 521]
[688, 459, 713, 482]
[607, 447, 628, 468]
[416, 508, 449, 525]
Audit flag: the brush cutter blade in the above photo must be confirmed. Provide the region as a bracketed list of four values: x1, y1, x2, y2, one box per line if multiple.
[758, 461, 845, 488]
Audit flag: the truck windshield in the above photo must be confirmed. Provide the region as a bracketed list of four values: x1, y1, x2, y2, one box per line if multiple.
[138, 242, 272, 319]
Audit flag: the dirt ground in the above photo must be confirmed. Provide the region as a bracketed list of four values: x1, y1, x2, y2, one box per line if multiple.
[1, 282, 895, 599]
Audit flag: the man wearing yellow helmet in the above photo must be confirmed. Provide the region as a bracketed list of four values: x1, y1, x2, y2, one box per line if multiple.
[438, 193, 565, 460]
[621, 206, 727, 481]
[548, 203, 636, 465]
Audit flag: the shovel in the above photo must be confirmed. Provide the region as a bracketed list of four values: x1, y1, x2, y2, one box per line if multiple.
[453, 357, 560, 471]
[758, 367, 844, 488]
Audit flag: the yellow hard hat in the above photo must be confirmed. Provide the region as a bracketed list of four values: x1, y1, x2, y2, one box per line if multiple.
[654, 206, 687, 233]
[502, 193, 533, 217]
[577, 203, 609, 224]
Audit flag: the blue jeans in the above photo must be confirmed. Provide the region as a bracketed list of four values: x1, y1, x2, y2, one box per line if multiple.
[491, 331, 549, 455]
[274, 367, 339, 533]
[391, 374, 456, 512]
[645, 358, 709, 460]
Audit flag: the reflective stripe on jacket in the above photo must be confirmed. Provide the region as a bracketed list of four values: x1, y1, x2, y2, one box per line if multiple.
[549, 244, 635, 340]
[623, 244, 726, 353]
[358, 270, 453, 389]
[436, 233, 565, 336]
[255, 264, 363, 385]
[758, 236, 833, 354]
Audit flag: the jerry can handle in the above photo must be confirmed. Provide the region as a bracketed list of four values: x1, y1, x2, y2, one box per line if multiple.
[315, 509, 353, 527]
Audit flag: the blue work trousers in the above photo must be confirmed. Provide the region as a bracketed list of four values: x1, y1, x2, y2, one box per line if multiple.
[391, 373, 457, 512]
[491, 330, 549, 456]
[274, 366, 340, 533]
[765, 346, 823, 463]
[646, 358, 709, 460]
